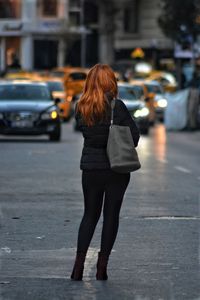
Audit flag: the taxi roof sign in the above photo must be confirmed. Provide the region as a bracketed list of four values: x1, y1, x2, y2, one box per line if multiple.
[131, 48, 145, 58]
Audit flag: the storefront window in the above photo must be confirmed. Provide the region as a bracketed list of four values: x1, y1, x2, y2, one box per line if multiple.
[40, 0, 58, 17]
[0, 0, 21, 19]
[6, 37, 21, 69]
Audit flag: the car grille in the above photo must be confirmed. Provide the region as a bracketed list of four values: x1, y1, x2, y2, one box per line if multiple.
[5, 112, 39, 122]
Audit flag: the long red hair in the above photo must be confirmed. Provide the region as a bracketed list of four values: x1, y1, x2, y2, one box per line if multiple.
[76, 64, 118, 126]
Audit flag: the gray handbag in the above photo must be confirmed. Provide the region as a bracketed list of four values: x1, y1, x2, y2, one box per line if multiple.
[107, 100, 141, 173]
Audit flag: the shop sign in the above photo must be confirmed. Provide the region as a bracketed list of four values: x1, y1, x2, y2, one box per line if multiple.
[3, 23, 23, 31]
[38, 20, 63, 32]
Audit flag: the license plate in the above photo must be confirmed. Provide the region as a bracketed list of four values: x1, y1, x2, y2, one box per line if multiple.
[11, 120, 33, 128]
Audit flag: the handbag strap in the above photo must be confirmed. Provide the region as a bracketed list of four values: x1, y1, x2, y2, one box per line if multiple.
[110, 99, 115, 125]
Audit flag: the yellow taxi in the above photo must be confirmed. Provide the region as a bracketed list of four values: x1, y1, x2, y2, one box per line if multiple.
[44, 78, 72, 122]
[147, 71, 177, 93]
[50, 67, 88, 98]
[4, 70, 42, 81]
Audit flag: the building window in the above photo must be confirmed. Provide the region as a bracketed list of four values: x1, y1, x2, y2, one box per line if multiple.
[84, 2, 98, 25]
[0, 0, 21, 19]
[123, 1, 138, 33]
[69, 12, 80, 26]
[40, 0, 58, 17]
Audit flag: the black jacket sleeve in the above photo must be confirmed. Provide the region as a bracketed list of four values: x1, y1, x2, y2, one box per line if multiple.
[74, 102, 82, 130]
[116, 99, 140, 147]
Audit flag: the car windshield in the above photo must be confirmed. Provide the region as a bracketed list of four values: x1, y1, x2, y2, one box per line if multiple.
[164, 73, 177, 85]
[0, 84, 51, 101]
[47, 81, 64, 92]
[118, 86, 138, 101]
[50, 71, 65, 78]
[131, 86, 144, 98]
[145, 84, 163, 94]
[69, 72, 87, 80]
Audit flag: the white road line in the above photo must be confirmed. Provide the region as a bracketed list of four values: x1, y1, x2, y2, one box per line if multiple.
[157, 158, 168, 164]
[0, 247, 99, 279]
[143, 216, 199, 220]
[174, 166, 191, 174]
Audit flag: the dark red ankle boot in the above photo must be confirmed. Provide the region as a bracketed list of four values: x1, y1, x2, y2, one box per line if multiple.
[96, 252, 109, 280]
[71, 252, 86, 281]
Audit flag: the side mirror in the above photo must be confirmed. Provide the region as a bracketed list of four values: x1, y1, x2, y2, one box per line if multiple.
[54, 98, 61, 105]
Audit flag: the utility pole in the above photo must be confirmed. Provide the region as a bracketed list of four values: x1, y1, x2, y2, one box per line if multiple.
[80, 0, 86, 67]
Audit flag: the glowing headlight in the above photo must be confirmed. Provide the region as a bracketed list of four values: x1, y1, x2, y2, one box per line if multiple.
[0, 113, 3, 119]
[157, 99, 167, 108]
[51, 111, 58, 119]
[41, 110, 58, 120]
[134, 107, 149, 118]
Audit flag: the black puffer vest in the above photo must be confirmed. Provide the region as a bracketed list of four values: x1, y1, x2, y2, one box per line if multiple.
[75, 99, 140, 170]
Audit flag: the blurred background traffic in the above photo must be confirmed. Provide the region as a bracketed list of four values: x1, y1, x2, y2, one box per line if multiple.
[0, 0, 200, 140]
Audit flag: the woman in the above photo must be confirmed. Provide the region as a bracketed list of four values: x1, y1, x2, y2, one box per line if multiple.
[71, 64, 140, 281]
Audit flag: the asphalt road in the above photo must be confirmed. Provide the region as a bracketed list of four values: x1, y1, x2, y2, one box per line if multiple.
[0, 122, 200, 300]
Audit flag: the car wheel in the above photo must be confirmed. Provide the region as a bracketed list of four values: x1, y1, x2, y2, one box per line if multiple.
[49, 126, 61, 141]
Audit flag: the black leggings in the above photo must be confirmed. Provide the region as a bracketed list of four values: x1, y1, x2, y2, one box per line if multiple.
[77, 170, 130, 255]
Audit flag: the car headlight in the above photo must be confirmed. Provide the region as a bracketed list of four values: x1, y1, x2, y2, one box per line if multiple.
[157, 98, 167, 108]
[0, 113, 3, 119]
[51, 111, 58, 119]
[41, 110, 58, 120]
[134, 107, 149, 118]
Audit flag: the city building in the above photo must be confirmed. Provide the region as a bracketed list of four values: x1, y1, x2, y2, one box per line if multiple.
[0, 0, 69, 71]
[68, 0, 174, 67]
[0, 0, 174, 71]
[113, 0, 173, 62]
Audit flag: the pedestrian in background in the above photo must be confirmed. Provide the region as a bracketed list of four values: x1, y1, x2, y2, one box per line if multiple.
[71, 64, 140, 281]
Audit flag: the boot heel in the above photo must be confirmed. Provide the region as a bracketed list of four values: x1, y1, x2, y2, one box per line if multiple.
[71, 267, 84, 281]
[96, 252, 109, 280]
[71, 252, 86, 281]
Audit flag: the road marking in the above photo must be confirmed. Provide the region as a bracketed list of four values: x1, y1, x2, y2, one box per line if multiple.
[0, 247, 99, 279]
[157, 158, 168, 164]
[174, 166, 191, 174]
[84, 247, 99, 278]
[141, 216, 199, 220]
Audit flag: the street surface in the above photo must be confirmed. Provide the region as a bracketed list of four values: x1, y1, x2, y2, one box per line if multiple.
[0, 122, 200, 300]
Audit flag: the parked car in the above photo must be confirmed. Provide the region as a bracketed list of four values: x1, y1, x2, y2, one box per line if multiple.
[45, 79, 72, 122]
[0, 81, 61, 141]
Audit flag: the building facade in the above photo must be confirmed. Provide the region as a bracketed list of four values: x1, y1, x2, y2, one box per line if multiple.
[98, 0, 173, 65]
[68, 0, 174, 67]
[0, 0, 174, 71]
[0, 0, 69, 71]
